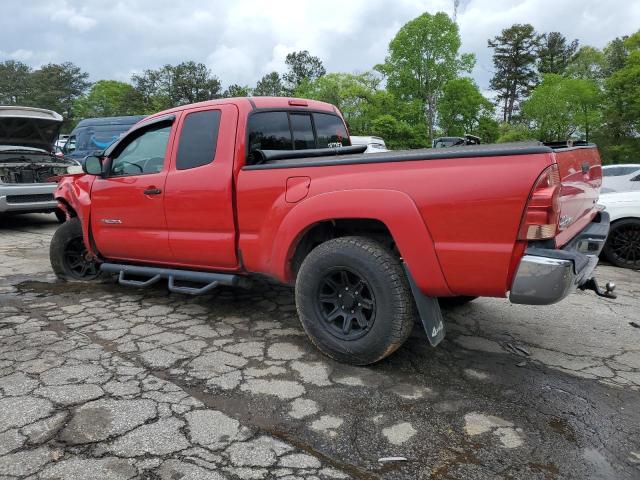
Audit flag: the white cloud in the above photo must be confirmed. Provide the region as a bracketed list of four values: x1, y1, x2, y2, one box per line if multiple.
[0, 0, 638, 90]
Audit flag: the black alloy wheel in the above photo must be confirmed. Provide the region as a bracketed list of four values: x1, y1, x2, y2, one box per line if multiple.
[316, 267, 376, 340]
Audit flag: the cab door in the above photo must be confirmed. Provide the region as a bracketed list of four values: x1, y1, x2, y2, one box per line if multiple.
[90, 117, 177, 263]
[164, 104, 239, 269]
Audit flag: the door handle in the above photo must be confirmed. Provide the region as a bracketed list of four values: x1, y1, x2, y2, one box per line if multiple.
[143, 188, 162, 195]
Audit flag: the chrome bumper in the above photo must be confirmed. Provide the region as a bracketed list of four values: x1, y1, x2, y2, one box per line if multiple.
[509, 211, 610, 305]
[0, 183, 58, 213]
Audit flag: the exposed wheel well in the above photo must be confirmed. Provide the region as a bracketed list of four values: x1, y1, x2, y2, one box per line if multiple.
[290, 219, 398, 278]
[56, 198, 77, 218]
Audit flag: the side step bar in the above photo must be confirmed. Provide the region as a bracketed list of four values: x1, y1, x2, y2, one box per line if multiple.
[100, 263, 250, 295]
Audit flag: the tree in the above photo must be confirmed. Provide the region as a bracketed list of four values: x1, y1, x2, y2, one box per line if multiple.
[437, 77, 493, 137]
[598, 32, 640, 163]
[296, 72, 380, 133]
[74, 80, 144, 118]
[376, 11, 474, 141]
[538, 32, 578, 74]
[132, 61, 221, 111]
[522, 74, 600, 141]
[495, 123, 536, 143]
[283, 51, 326, 92]
[566, 46, 606, 83]
[29, 62, 90, 124]
[603, 36, 629, 76]
[0, 60, 32, 105]
[223, 84, 251, 97]
[253, 72, 284, 96]
[488, 24, 541, 123]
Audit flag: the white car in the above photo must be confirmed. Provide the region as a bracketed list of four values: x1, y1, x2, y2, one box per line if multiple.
[599, 191, 640, 269]
[350, 136, 388, 153]
[601, 164, 640, 193]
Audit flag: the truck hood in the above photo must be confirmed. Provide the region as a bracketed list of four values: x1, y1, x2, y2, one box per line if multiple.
[0, 106, 63, 152]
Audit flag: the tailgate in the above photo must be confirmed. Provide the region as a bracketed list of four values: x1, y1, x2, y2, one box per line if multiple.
[553, 146, 602, 247]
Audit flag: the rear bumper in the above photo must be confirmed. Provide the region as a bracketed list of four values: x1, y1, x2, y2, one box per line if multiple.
[0, 183, 58, 214]
[509, 211, 609, 305]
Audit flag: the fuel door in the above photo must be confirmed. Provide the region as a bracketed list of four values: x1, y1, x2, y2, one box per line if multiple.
[285, 176, 311, 203]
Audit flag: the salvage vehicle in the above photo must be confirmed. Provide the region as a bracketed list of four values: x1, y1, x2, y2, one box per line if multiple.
[0, 106, 81, 221]
[50, 97, 614, 365]
[599, 191, 640, 269]
[62, 115, 146, 164]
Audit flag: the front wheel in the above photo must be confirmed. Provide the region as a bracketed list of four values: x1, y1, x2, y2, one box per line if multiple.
[50, 217, 103, 280]
[295, 236, 415, 365]
[603, 219, 640, 269]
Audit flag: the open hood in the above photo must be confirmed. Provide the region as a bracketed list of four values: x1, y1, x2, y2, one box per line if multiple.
[0, 106, 63, 152]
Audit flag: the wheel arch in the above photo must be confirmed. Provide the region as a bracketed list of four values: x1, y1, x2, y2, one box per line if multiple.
[270, 189, 452, 296]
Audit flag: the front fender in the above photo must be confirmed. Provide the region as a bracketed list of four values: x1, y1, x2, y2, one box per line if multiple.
[54, 174, 97, 256]
[270, 189, 452, 297]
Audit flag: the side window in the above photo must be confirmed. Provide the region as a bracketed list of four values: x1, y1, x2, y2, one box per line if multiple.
[63, 135, 76, 154]
[313, 113, 350, 148]
[176, 110, 221, 170]
[290, 113, 315, 149]
[110, 124, 171, 177]
[247, 112, 292, 153]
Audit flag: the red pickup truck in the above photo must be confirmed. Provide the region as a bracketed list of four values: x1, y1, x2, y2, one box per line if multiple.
[51, 97, 613, 365]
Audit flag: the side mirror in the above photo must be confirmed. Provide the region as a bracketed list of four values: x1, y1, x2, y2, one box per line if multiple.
[83, 156, 104, 176]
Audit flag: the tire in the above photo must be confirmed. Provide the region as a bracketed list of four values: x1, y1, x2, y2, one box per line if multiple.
[54, 208, 66, 223]
[603, 218, 640, 269]
[50, 217, 103, 280]
[295, 236, 415, 365]
[438, 296, 478, 307]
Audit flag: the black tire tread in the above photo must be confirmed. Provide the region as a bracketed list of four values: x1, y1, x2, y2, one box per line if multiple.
[295, 236, 415, 365]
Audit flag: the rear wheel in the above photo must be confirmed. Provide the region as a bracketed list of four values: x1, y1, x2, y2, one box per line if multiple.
[50, 217, 103, 280]
[295, 236, 415, 365]
[603, 219, 640, 269]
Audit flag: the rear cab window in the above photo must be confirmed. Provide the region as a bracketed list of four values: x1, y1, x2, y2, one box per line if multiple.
[176, 110, 221, 170]
[246, 110, 350, 164]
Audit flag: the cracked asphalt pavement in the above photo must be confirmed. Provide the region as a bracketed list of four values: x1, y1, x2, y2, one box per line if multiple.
[1, 214, 639, 479]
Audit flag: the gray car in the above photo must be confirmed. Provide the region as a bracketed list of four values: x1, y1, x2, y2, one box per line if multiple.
[0, 106, 79, 221]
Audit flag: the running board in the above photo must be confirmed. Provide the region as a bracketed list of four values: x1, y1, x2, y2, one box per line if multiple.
[100, 263, 249, 295]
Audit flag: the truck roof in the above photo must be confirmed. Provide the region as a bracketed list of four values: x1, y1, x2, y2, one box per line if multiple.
[142, 97, 339, 122]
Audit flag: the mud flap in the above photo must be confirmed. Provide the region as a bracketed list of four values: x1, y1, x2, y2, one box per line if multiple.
[403, 264, 445, 346]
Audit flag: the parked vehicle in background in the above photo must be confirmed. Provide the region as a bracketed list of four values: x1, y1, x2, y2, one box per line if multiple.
[350, 135, 388, 153]
[599, 191, 640, 269]
[432, 134, 481, 148]
[51, 97, 612, 365]
[0, 106, 81, 221]
[55, 134, 69, 149]
[601, 164, 640, 193]
[62, 115, 146, 163]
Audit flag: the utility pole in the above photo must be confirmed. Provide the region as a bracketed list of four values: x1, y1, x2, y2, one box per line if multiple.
[453, 0, 460, 22]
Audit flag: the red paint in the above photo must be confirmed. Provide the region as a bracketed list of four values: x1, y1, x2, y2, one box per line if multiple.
[54, 97, 603, 299]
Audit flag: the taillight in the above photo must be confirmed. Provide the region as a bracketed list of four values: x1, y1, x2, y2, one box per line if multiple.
[518, 164, 561, 240]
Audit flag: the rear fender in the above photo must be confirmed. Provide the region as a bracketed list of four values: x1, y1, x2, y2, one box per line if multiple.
[272, 189, 452, 296]
[54, 175, 97, 256]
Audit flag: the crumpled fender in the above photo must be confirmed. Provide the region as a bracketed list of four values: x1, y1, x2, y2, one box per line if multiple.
[54, 174, 98, 257]
[270, 189, 452, 297]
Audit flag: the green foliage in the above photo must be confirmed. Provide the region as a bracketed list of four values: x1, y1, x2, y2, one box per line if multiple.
[223, 84, 251, 97]
[131, 61, 221, 111]
[538, 32, 578, 74]
[29, 62, 90, 125]
[437, 77, 493, 137]
[566, 46, 606, 82]
[376, 11, 474, 140]
[74, 80, 144, 118]
[522, 74, 600, 141]
[488, 24, 541, 122]
[253, 72, 284, 96]
[0, 60, 33, 104]
[495, 123, 536, 143]
[283, 51, 326, 91]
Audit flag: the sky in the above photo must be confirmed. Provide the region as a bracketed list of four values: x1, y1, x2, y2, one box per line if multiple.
[1, 0, 639, 92]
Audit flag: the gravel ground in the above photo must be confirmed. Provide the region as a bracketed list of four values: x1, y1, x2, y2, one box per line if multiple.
[0, 213, 639, 480]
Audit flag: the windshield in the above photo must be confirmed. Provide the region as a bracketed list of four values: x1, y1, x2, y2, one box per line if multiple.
[63, 124, 134, 155]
